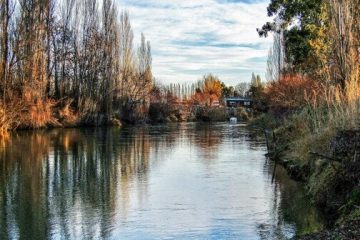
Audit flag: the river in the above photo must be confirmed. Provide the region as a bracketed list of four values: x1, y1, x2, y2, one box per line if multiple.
[0, 123, 324, 239]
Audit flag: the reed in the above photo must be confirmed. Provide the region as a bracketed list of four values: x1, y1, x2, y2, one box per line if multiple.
[281, 75, 360, 164]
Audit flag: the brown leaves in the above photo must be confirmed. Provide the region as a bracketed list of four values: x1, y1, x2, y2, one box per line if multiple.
[191, 74, 223, 107]
[265, 74, 321, 110]
[22, 99, 60, 129]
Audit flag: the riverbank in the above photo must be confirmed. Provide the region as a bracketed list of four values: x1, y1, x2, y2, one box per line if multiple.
[251, 112, 360, 238]
[149, 103, 251, 123]
[298, 220, 360, 240]
[0, 99, 251, 136]
[0, 99, 124, 136]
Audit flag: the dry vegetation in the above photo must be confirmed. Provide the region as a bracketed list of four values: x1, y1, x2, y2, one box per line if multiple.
[257, 0, 360, 228]
[0, 0, 153, 135]
[265, 74, 321, 111]
[149, 74, 230, 123]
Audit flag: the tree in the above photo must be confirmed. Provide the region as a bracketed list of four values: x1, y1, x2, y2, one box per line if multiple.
[119, 10, 134, 99]
[235, 82, 249, 97]
[250, 73, 262, 88]
[248, 73, 264, 100]
[14, 0, 51, 102]
[257, 0, 325, 37]
[136, 33, 152, 101]
[248, 74, 266, 112]
[202, 74, 222, 106]
[0, 0, 155, 128]
[191, 74, 223, 107]
[266, 32, 284, 81]
[328, 0, 359, 89]
[0, 0, 9, 103]
[221, 82, 234, 98]
[101, 0, 119, 116]
[258, 0, 330, 75]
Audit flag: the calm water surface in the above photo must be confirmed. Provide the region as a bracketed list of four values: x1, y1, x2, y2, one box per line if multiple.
[0, 123, 324, 239]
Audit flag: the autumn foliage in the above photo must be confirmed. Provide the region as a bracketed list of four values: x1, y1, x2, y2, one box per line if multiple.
[191, 74, 222, 107]
[265, 74, 321, 110]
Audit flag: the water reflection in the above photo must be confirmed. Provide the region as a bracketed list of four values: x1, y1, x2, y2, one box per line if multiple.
[0, 124, 324, 239]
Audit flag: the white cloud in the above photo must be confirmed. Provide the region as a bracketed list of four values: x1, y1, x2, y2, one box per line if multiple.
[116, 0, 272, 86]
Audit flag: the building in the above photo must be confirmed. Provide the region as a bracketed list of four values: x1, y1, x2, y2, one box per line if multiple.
[224, 97, 253, 108]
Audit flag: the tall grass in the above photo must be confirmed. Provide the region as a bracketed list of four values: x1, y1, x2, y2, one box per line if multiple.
[0, 106, 10, 140]
[305, 78, 360, 133]
[0, 100, 24, 139]
[282, 77, 360, 165]
[265, 72, 360, 164]
[18, 99, 61, 129]
[0, 98, 62, 137]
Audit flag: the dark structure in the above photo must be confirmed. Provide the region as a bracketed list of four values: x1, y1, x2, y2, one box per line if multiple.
[225, 97, 253, 108]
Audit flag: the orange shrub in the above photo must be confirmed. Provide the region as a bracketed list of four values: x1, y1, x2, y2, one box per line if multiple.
[18, 99, 61, 129]
[265, 74, 321, 110]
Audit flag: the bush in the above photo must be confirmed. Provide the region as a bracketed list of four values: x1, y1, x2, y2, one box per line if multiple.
[192, 106, 228, 122]
[207, 108, 228, 121]
[266, 74, 321, 112]
[149, 102, 178, 123]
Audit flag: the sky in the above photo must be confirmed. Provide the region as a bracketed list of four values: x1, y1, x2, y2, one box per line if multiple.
[116, 0, 273, 86]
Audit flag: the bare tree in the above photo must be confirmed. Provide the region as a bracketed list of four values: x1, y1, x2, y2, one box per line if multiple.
[119, 10, 134, 99]
[101, 0, 119, 116]
[0, 0, 12, 105]
[235, 82, 250, 97]
[0, 0, 155, 127]
[328, 0, 359, 90]
[266, 31, 284, 82]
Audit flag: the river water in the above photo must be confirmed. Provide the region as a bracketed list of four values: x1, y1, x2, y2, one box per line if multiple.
[0, 123, 324, 239]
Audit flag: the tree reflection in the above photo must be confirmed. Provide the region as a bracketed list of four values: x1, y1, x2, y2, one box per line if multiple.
[0, 124, 325, 239]
[0, 128, 153, 239]
[192, 123, 223, 162]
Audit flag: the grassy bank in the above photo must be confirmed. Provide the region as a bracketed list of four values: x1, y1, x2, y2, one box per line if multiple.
[251, 83, 360, 236]
[0, 99, 123, 135]
[0, 98, 250, 136]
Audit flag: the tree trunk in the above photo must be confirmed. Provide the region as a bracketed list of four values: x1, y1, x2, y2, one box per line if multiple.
[1, 0, 9, 106]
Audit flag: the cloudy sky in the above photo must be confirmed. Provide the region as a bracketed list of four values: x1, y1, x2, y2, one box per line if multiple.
[116, 0, 273, 86]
